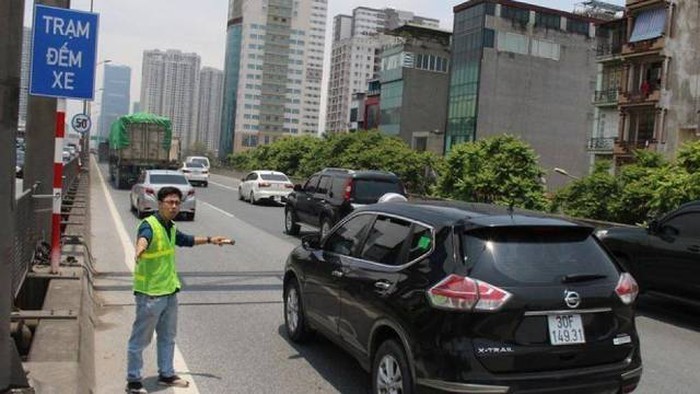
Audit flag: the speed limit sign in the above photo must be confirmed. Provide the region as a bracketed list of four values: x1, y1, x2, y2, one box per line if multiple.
[72, 113, 92, 134]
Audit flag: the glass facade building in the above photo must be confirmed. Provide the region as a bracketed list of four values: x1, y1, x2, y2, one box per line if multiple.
[445, 3, 487, 151]
[219, 24, 242, 159]
[100, 64, 131, 141]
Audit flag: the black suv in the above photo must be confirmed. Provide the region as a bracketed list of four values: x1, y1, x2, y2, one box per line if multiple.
[283, 201, 642, 394]
[597, 201, 700, 304]
[284, 168, 405, 237]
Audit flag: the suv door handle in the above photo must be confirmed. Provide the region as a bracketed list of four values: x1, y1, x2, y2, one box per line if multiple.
[331, 270, 344, 278]
[688, 245, 700, 253]
[374, 281, 392, 290]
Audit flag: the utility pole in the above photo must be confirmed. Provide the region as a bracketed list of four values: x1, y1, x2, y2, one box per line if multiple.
[0, 0, 29, 389]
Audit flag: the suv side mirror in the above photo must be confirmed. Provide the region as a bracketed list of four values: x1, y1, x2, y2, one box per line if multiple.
[294, 184, 302, 192]
[301, 233, 321, 250]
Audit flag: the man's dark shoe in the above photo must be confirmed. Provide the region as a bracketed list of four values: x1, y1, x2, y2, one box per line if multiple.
[158, 375, 190, 388]
[125, 381, 148, 394]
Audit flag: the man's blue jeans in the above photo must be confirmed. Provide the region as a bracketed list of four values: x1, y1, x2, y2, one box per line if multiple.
[126, 293, 178, 382]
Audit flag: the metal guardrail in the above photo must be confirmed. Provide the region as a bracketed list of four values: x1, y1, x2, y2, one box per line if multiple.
[62, 157, 80, 194]
[12, 188, 41, 299]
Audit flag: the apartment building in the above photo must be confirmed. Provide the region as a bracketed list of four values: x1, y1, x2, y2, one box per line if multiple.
[448, 0, 600, 188]
[140, 49, 201, 148]
[610, 0, 700, 167]
[197, 67, 224, 154]
[326, 7, 439, 133]
[219, 0, 327, 156]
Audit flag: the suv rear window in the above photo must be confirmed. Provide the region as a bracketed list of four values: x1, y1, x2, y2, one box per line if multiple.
[353, 179, 404, 204]
[463, 226, 619, 286]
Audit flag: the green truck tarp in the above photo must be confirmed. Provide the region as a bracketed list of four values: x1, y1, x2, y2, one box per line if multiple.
[109, 113, 172, 150]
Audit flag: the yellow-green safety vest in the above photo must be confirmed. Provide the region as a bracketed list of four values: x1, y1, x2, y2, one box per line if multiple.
[133, 215, 181, 296]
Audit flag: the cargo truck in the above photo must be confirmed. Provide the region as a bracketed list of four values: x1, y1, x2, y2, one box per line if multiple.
[108, 113, 179, 189]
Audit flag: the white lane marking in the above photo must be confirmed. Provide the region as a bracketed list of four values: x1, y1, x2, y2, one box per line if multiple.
[200, 201, 235, 218]
[209, 180, 239, 192]
[93, 161, 200, 393]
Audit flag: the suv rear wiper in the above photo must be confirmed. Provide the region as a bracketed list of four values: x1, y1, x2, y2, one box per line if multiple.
[561, 273, 607, 283]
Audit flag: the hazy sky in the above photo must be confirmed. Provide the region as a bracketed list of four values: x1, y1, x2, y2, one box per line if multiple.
[23, 0, 624, 123]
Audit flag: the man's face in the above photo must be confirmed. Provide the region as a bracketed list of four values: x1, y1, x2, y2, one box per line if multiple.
[158, 194, 181, 220]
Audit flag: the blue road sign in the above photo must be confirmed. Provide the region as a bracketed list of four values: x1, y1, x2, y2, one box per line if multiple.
[30, 5, 99, 100]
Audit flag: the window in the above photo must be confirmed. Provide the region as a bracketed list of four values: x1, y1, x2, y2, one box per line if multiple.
[535, 12, 561, 30]
[483, 28, 495, 48]
[414, 136, 427, 152]
[317, 176, 332, 195]
[303, 175, 320, 193]
[408, 225, 432, 262]
[325, 214, 374, 256]
[497, 31, 529, 55]
[501, 5, 530, 24]
[531, 39, 561, 60]
[567, 19, 590, 36]
[246, 173, 258, 181]
[360, 216, 412, 265]
[664, 213, 700, 238]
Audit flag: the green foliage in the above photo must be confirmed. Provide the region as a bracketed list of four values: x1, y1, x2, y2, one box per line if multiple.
[226, 131, 444, 194]
[554, 142, 700, 224]
[677, 140, 700, 173]
[437, 135, 547, 210]
[551, 160, 621, 221]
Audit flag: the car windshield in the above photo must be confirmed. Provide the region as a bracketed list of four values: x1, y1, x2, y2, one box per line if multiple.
[185, 162, 204, 168]
[260, 174, 288, 181]
[189, 158, 208, 166]
[352, 179, 404, 204]
[150, 174, 189, 185]
[462, 226, 619, 286]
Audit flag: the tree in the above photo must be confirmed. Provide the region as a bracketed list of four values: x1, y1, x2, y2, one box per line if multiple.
[550, 160, 621, 221]
[436, 135, 547, 210]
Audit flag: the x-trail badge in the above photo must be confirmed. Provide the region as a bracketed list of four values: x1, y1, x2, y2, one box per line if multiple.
[564, 290, 581, 309]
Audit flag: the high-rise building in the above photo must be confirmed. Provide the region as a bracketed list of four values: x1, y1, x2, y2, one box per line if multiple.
[140, 49, 201, 148]
[197, 67, 224, 154]
[132, 102, 141, 114]
[219, 0, 328, 157]
[18, 27, 31, 134]
[326, 8, 440, 133]
[99, 64, 131, 141]
[447, 0, 600, 189]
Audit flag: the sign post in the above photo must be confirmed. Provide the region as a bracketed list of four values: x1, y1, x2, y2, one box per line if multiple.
[30, 5, 99, 273]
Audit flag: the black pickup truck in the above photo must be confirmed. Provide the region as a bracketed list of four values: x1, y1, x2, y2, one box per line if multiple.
[596, 201, 700, 305]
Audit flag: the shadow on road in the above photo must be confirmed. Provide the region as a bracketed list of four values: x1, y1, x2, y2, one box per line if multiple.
[636, 295, 700, 332]
[277, 325, 370, 394]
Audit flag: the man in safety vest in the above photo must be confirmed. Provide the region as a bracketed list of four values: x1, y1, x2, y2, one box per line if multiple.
[126, 186, 233, 394]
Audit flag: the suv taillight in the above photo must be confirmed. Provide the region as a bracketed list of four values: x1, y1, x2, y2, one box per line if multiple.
[427, 274, 512, 312]
[615, 272, 639, 305]
[343, 179, 353, 201]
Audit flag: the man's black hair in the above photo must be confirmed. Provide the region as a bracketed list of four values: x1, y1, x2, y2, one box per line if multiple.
[157, 186, 182, 202]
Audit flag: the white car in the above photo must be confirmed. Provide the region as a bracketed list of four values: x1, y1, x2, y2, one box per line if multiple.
[185, 156, 210, 170]
[180, 162, 209, 187]
[239, 170, 293, 204]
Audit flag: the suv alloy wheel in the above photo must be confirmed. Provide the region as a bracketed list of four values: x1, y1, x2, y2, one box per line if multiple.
[285, 208, 300, 235]
[284, 279, 309, 342]
[373, 340, 412, 394]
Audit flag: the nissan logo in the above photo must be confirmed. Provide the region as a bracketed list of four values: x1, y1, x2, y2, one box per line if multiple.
[564, 290, 581, 309]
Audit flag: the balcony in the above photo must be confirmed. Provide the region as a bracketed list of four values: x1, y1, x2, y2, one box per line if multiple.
[613, 138, 658, 155]
[619, 87, 661, 106]
[587, 137, 615, 152]
[596, 43, 623, 59]
[622, 36, 665, 57]
[593, 89, 619, 106]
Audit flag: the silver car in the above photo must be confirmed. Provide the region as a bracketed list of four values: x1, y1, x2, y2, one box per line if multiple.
[129, 170, 197, 220]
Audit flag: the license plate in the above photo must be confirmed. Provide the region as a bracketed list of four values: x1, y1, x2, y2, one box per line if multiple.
[547, 314, 586, 345]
